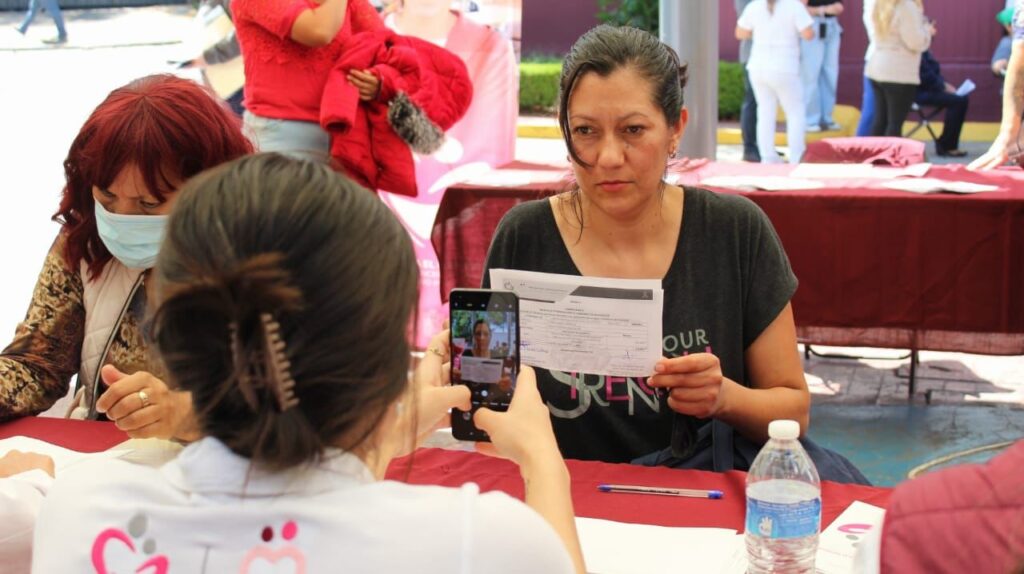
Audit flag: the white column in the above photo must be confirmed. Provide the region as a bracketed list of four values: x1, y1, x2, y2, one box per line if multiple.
[660, 0, 718, 160]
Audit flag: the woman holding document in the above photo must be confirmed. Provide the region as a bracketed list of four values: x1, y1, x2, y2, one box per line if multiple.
[483, 24, 866, 484]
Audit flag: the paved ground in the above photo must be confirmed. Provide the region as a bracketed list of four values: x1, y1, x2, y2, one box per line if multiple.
[1, 6, 1020, 485]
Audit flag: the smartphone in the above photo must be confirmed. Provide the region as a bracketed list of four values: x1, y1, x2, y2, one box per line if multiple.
[819, 22, 827, 39]
[449, 289, 520, 442]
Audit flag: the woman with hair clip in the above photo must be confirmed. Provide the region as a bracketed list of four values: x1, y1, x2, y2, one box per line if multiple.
[0, 75, 253, 441]
[32, 154, 584, 573]
[483, 24, 866, 484]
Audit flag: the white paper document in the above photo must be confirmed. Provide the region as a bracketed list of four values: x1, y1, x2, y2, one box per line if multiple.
[700, 175, 825, 191]
[576, 517, 744, 574]
[0, 436, 124, 472]
[881, 177, 998, 194]
[460, 356, 504, 383]
[789, 163, 932, 179]
[815, 501, 886, 574]
[489, 269, 663, 377]
[956, 78, 976, 97]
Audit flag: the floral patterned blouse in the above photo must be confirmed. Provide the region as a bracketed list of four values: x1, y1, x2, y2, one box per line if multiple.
[0, 235, 153, 420]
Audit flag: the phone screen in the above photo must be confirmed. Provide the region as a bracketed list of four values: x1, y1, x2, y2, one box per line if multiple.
[449, 289, 519, 442]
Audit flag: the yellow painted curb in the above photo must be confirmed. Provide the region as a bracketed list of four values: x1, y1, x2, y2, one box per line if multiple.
[517, 104, 1001, 144]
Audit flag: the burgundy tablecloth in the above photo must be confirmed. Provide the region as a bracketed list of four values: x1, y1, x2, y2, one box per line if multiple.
[1, 417, 889, 532]
[386, 447, 891, 531]
[432, 161, 1024, 354]
[0, 417, 128, 452]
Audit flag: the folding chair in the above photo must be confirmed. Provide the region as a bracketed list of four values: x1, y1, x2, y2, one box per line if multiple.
[903, 102, 946, 145]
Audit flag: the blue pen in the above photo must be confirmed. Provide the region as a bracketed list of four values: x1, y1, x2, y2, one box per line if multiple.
[597, 484, 724, 499]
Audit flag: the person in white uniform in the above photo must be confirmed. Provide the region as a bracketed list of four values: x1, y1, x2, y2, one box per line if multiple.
[32, 154, 585, 574]
[737, 0, 815, 164]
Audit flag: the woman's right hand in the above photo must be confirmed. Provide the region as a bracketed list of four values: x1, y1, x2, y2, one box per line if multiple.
[474, 367, 562, 471]
[0, 451, 55, 478]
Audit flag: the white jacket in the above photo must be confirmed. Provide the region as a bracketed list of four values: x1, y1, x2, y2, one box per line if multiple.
[68, 260, 143, 419]
[32, 439, 574, 573]
[0, 470, 51, 574]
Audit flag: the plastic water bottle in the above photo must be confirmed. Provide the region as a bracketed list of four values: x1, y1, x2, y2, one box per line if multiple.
[745, 420, 821, 574]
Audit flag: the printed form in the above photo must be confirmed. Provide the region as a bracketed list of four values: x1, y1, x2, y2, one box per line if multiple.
[489, 269, 663, 377]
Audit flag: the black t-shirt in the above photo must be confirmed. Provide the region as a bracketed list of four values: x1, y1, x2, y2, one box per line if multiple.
[482, 188, 797, 463]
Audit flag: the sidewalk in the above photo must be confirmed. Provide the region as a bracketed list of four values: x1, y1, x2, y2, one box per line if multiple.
[0, 6, 192, 50]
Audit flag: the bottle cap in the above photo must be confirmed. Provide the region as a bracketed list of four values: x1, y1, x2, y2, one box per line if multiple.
[768, 419, 800, 440]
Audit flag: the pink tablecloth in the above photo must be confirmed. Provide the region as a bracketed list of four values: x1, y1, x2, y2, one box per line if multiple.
[432, 161, 1024, 354]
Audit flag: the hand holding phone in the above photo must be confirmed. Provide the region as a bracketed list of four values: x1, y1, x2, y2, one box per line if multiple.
[449, 289, 520, 442]
[473, 366, 562, 467]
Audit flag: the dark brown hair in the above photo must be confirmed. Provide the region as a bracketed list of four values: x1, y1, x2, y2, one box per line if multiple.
[556, 24, 689, 233]
[558, 24, 689, 168]
[151, 153, 418, 471]
[53, 74, 253, 280]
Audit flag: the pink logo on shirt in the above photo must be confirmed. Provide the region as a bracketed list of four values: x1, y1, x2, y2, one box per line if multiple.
[239, 520, 306, 574]
[90, 527, 169, 574]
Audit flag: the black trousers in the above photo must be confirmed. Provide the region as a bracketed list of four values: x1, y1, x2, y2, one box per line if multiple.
[741, 65, 760, 162]
[915, 90, 970, 152]
[869, 80, 918, 137]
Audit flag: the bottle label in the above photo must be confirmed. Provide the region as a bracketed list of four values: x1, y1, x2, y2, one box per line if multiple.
[745, 497, 822, 539]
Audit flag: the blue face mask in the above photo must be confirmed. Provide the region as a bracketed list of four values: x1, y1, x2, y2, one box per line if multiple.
[94, 201, 169, 270]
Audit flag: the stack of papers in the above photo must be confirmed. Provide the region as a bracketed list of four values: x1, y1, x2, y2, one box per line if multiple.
[881, 178, 999, 194]
[576, 517, 746, 574]
[699, 175, 825, 191]
[576, 501, 886, 574]
[789, 163, 932, 179]
[0, 436, 123, 472]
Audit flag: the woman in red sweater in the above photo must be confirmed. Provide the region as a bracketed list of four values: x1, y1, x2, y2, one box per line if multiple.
[233, 0, 383, 159]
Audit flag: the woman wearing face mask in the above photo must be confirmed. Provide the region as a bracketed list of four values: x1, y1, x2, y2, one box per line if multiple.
[0, 75, 253, 440]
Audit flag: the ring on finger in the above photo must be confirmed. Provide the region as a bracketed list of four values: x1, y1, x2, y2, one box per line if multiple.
[138, 390, 151, 409]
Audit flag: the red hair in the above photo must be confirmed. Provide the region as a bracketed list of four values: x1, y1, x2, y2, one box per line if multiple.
[53, 74, 254, 280]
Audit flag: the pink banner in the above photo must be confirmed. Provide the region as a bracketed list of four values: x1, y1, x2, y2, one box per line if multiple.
[380, 0, 521, 347]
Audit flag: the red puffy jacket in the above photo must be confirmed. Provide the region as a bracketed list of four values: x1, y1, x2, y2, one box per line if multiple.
[881, 440, 1024, 574]
[320, 29, 473, 196]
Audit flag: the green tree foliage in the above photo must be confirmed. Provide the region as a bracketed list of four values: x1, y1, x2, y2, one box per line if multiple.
[596, 0, 659, 34]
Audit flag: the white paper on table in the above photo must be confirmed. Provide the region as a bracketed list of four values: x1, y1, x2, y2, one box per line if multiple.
[0, 436, 124, 472]
[699, 175, 825, 191]
[956, 79, 976, 97]
[458, 169, 550, 187]
[789, 163, 932, 179]
[576, 516, 744, 574]
[489, 269, 662, 377]
[881, 178, 998, 194]
[815, 501, 886, 574]
[460, 356, 504, 383]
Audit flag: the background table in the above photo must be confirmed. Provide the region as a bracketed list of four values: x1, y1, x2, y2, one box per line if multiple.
[1, 417, 890, 532]
[432, 161, 1024, 357]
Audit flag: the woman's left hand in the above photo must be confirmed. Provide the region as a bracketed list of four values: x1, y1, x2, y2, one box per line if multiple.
[647, 353, 727, 419]
[348, 69, 381, 101]
[95, 365, 200, 441]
